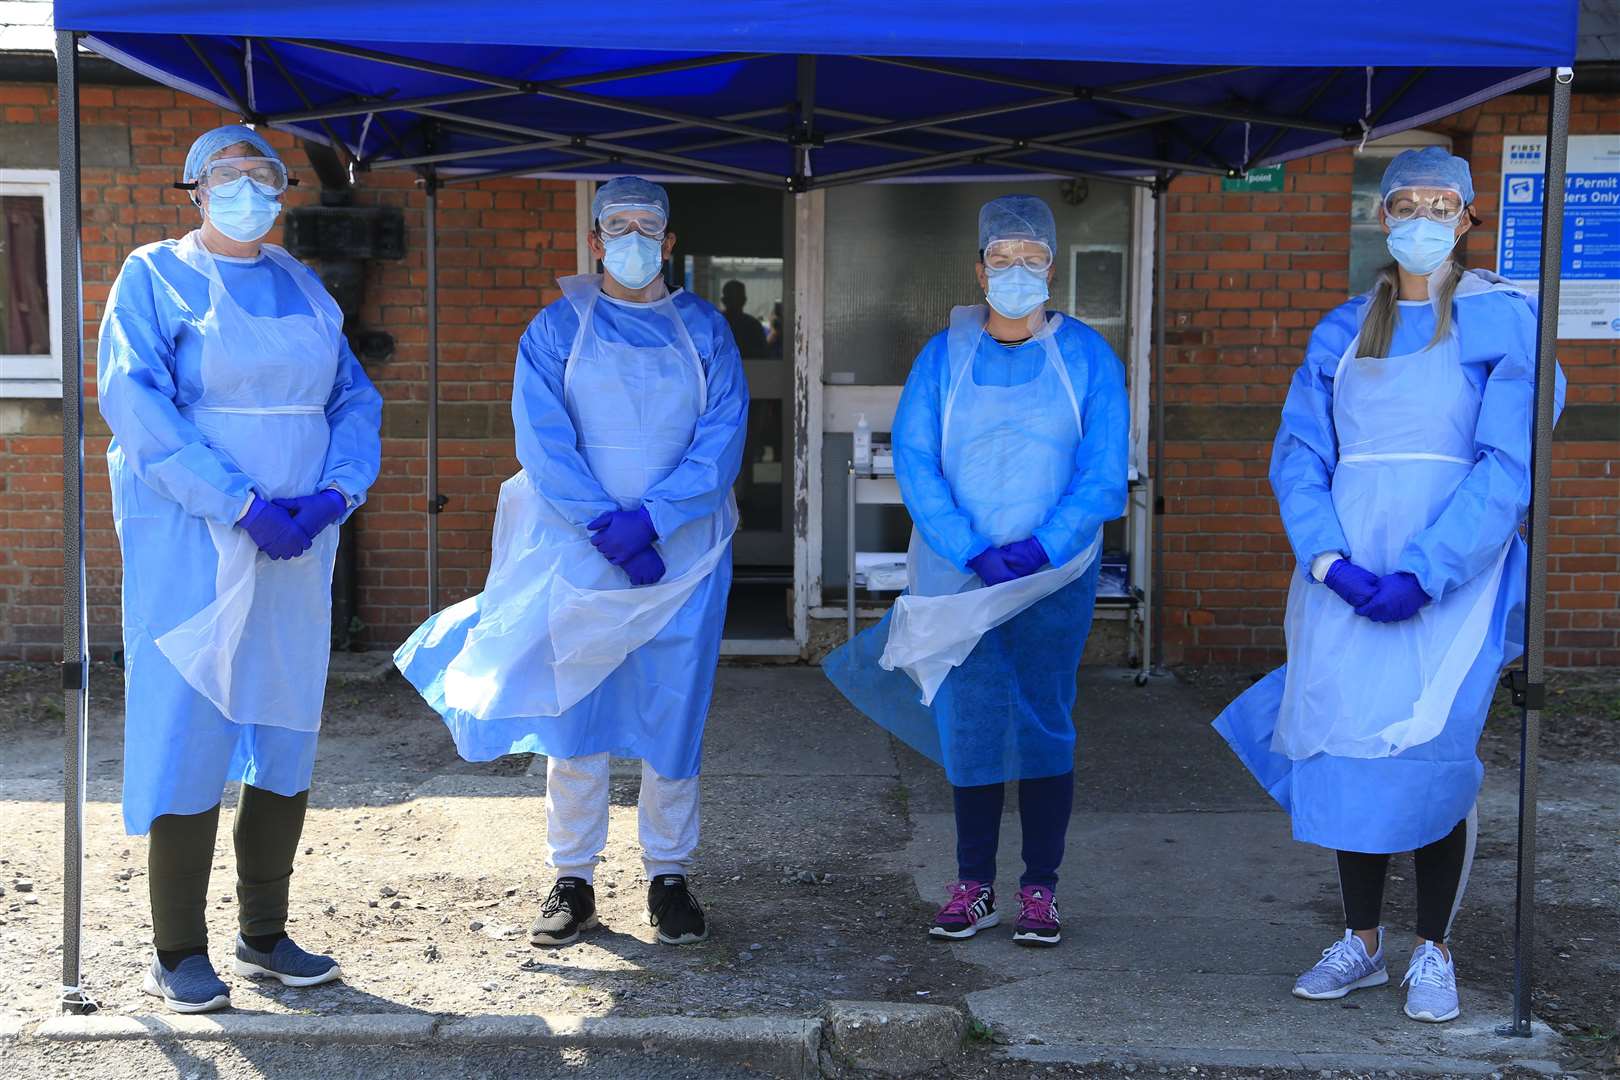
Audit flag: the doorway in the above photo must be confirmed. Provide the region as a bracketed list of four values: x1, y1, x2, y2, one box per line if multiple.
[666, 183, 795, 643]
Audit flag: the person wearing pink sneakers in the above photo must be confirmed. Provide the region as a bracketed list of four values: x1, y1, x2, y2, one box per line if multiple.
[826, 195, 1129, 949]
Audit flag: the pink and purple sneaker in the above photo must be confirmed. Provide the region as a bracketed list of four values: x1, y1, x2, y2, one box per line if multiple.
[928, 880, 999, 939]
[1012, 885, 1061, 947]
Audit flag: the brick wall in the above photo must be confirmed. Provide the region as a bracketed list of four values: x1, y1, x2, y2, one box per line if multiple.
[1, 80, 1615, 667]
[1159, 90, 1620, 669]
[0, 80, 576, 659]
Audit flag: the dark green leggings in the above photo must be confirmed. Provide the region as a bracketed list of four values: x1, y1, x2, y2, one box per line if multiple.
[148, 785, 310, 952]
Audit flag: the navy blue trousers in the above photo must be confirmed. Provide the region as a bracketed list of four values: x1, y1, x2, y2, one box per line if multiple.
[952, 771, 1074, 890]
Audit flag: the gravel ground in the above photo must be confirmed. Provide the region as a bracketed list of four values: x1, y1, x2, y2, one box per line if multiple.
[2, 660, 1613, 1078]
[0, 662, 989, 1027]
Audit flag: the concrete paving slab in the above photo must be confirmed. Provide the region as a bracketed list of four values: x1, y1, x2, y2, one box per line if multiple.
[704, 667, 898, 778]
[905, 810, 1333, 923]
[966, 967, 1561, 1071]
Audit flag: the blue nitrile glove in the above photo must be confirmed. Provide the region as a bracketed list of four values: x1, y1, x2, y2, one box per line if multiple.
[272, 489, 348, 541]
[238, 495, 313, 561]
[967, 547, 1019, 587]
[621, 546, 667, 587]
[1323, 558, 1379, 608]
[1354, 571, 1431, 624]
[999, 537, 1050, 579]
[588, 507, 659, 566]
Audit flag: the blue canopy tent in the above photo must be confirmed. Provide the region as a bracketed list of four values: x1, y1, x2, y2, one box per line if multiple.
[50, 0, 1578, 1031]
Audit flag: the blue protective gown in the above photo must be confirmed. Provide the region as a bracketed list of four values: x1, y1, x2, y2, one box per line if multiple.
[98, 239, 382, 836]
[405, 288, 747, 779]
[826, 315, 1130, 786]
[1213, 281, 1566, 853]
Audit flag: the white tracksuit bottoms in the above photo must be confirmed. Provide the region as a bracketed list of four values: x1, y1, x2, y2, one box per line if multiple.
[544, 753, 699, 883]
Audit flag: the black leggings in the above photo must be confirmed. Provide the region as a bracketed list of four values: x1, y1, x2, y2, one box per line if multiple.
[1337, 813, 1475, 943]
[148, 785, 310, 954]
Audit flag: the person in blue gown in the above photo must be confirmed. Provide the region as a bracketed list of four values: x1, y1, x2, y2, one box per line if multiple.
[825, 195, 1129, 949]
[396, 177, 746, 948]
[1212, 148, 1565, 1024]
[98, 125, 382, 1011]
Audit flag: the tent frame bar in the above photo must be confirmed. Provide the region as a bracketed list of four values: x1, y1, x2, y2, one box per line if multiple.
[57, 27, 96, 1018]
[275, 38, 791, 144]
[858, 55, 1353, 137]
[1501, 65, 1572, 1039]
[261, 52, 771, 127]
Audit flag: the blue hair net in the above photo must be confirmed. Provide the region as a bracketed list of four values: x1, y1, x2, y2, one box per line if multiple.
[1380, 147, 1474, 204]
[978, 194, 1057, 252]
[592, 176, 669, 223]
[183, 124, 279, 184]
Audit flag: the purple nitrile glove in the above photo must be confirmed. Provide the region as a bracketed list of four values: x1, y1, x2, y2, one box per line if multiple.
[999, 537, 1049, 579]
[237, 495, 313, 561]
[272, 488, 348, 541]
[1354, 571, 1431, 624]
[1323, 558, 1379, 608]
[587, 507, 658, 566]
[967, 547, 1019, 587]
[621, 546, 666, 587]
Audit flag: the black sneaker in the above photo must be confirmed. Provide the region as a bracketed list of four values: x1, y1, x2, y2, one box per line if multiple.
[529, 877, 597, 946]
[647, 874, 708, 945]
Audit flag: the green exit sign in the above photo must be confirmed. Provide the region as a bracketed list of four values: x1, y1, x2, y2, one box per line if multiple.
[1221, 163, 1286, 192]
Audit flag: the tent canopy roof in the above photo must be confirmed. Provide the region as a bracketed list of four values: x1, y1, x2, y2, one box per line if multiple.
[55, 1, 1580, 189]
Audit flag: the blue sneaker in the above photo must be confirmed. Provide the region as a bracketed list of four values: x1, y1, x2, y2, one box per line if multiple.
[232, 935, 343, 988]
[143, 953, 231, 1014]
[1402, 941, 1461, 1022]
[1292, 928, 1389, 1000]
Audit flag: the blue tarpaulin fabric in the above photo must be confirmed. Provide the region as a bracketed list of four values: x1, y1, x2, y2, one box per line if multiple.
[54, 1, 1580, 187]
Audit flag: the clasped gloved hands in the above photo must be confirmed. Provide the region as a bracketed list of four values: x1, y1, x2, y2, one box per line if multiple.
[1324, 560, 1429, 623]
[1354, 571, 1430, 623]
[237, 494, 313, 560]
[969, 537, 1049, 587]
[999, 537, 1049, 578]
[273, 489, 348, 540]
[588, 507, 666, 586]
[1323, 559, 1379, 608]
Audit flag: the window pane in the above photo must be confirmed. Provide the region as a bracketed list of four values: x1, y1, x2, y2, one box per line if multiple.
[1, 194, 51, 356]
[823, 179, 1133, 384]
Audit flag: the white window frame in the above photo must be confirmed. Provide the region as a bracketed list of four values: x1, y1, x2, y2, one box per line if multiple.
[1, 169, 64, 399]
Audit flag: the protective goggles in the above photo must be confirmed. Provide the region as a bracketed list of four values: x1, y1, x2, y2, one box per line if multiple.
[982, 238, 1054, 273]
[1382, 187, 1466, 225]
[175, 156, 296, 197]
[597, 204, 667, 240]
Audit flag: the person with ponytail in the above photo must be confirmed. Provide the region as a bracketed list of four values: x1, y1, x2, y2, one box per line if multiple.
[1212, 147, 1564, 1024]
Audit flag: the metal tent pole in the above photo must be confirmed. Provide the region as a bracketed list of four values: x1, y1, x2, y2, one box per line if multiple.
[425, 173, 442, 614]
[57, 28, 96, 1016]
[1501, 65, 1572, 1040]
[1150, 176, 1168, 673]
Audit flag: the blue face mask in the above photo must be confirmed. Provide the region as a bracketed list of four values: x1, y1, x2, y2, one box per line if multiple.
[984, 265, 1049, 319]
[205, 179, 282, 243]
[1386, 218, 1459, 277]
[602, 232, 664, 290]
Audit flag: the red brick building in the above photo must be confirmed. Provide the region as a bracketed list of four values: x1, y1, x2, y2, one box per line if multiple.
[2, 28, 1616, 669]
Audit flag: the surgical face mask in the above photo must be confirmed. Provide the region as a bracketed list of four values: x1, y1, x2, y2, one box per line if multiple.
[602, 232, 664, 290]
[1385, 217, 1459, 277]
[204, 180, 282, 243]
[984, 264, 1048, 319]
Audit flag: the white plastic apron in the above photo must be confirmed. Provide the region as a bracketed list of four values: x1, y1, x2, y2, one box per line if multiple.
[1273, 314, 1510, 760]
[153, 232, 343, 732]
[440, 275, 737, 719]
[881, 305, 1102, 704]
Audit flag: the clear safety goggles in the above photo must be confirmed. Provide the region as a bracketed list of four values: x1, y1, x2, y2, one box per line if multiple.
[1382, 187, 1466, 225]
[176, 156, 296, 197]
[983, 238, 1054, 273]
[597, 205, 667, 240]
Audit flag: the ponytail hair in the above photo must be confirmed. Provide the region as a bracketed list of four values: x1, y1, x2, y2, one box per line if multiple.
[1355, 253, 1465, 359]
